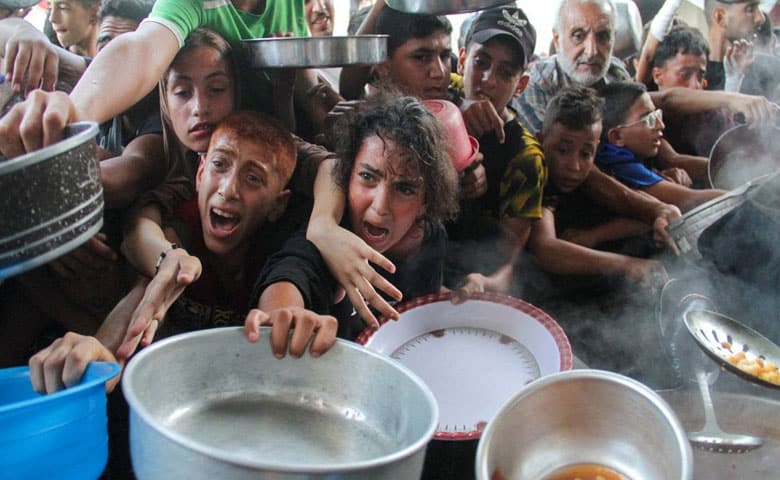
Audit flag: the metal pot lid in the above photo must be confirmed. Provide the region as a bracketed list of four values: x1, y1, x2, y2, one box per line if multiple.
[385, 0, 515, 15]
[243, 35, 388, 69]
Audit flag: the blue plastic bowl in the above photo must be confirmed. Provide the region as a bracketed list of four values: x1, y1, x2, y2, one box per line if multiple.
[0, 362, 121, 479]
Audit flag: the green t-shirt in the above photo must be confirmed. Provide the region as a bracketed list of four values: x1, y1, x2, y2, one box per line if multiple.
[145, 0, 308, 48]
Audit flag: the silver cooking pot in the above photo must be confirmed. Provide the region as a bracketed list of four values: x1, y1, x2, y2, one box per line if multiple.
[122, 327, 439, 479]
[708, 124, 780, 190]
[0, 121, 102, 280]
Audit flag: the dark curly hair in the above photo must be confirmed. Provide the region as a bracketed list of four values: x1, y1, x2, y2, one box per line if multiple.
[331, 93, 459, 225]
[543, 85, 604, 136]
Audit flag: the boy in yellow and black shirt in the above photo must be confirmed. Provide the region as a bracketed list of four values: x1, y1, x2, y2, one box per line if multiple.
[446, 6, 544, 296]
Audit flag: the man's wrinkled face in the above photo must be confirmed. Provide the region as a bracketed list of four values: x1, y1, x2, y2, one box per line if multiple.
[554, 1, 615, 86]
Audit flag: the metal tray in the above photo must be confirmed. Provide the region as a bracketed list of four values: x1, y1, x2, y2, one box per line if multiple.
[385, 0, 514, 15]
[243, 35, 387, 68]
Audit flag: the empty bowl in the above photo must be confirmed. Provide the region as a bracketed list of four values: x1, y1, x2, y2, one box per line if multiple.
[0, 362, 121, 479]
[122, 327, 439, 479]
[476, 369, 693, 480]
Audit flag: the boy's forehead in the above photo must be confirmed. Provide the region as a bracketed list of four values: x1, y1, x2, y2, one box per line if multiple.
[209, 132, 277, 165]
[549, 121, 602, 142]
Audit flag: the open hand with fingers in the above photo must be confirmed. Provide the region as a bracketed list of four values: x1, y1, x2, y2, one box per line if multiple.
[244, 307, 338, 358]
[116, 248, 201, 360]
[307, 219, 402, 328]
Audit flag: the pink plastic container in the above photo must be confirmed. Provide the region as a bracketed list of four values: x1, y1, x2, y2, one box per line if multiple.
[423, 99, 480, 172]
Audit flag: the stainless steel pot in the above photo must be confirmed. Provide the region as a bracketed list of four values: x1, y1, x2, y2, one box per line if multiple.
[385, 0, 514, 15]
[122, 327, 439, 479]
[0, 121, 102, 280]
[475, 369, 693, 480]
[243, 36, 388, 68]
[708, 124, 780, 190]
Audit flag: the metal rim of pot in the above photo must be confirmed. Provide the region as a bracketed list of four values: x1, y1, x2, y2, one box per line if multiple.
[0, 121, 98, 175]
[0, 121, 102, 280]
[122, 328, 440, 474]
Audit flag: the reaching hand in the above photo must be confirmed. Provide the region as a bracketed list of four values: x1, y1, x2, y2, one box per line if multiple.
[726, 92, 779, 128]
[244, 307, 338, 358]
[29, 332, 119, 394]
[659, 167, 693, 187]
[623, 258, 669, 290]
[0, 90, 78, 158]
[116, 248, 201, 360]
[307, 218, 401, 328]
[460, 98, 505, 143]
[460, 152, 487, 199]
[652, 203, 682, 255]
[3, 19, 59, 94]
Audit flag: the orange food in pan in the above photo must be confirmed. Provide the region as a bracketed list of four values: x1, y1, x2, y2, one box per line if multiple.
[722, 342, 780, 385]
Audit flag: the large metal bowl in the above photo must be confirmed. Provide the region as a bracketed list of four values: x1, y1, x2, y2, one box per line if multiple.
[243, 35, 388, 68]
[0, 121, 102, 280]
[475, 369, 693, 480]
[385, 0, 514, 15]
[122, 327, 439, 479]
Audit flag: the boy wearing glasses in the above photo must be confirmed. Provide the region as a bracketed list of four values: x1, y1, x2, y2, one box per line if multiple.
[528, 86, 668, 288]
[597, 81, 725, 212]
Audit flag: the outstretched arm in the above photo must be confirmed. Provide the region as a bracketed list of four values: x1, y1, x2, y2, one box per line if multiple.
[528, 209, 668, 287]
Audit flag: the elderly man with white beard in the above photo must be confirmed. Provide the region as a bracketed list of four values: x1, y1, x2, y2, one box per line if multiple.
[515, 0, 629, 134]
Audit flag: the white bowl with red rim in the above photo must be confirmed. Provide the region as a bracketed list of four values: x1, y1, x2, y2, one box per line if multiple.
[357, 291, 572, 441]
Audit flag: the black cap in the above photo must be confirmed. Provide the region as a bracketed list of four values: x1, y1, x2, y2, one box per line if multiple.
[0, 0, 39, 8]
[465, 7, 536, 66]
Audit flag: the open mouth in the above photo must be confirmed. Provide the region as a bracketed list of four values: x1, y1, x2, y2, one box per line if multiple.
[363, 222, 388, 242]
[209, 207, 240, 236]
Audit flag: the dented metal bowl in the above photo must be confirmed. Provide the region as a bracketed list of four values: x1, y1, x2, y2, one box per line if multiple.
[0, 122, 102, 280]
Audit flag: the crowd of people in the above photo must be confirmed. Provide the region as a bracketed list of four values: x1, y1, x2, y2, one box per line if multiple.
[0, 0, 779, 474]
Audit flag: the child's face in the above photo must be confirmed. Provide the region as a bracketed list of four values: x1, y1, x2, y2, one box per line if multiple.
[49, 0, 97, 49]
[196, 131, 289, 257]
[458, 38, 526, 116]
[615, 93, 665, 159]
[166, 46, 235, 154]
[378, 31, 452, 100]
[348, 135, 426, 254]
[652, 52, 707, 90]
[543, 121, 601, 193]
